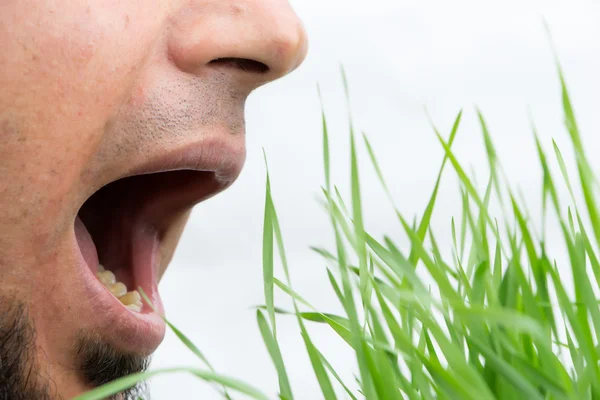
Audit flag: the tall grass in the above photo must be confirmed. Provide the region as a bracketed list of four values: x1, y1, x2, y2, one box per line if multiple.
[76, 60, 600, 400]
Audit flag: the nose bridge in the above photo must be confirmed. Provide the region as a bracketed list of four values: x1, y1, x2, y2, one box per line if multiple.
[168, 0, 308, 84]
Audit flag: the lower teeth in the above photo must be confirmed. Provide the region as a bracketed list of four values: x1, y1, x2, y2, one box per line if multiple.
[96, 265, 143, 312]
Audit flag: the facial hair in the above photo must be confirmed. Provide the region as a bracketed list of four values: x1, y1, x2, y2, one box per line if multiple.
[0, 297, 149, 400]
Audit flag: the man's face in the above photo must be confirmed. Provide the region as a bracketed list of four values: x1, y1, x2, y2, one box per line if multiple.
[0, 0, 307, 398]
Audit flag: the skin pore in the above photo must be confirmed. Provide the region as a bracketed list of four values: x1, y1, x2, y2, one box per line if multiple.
[0, 0, 307, 398]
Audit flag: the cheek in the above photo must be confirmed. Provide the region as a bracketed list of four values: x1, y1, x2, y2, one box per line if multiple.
[0, 0, 166, 137]
[40, 3, 162, 118]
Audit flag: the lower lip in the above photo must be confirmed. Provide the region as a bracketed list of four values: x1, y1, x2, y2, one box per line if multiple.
[74, 216, 166, 355]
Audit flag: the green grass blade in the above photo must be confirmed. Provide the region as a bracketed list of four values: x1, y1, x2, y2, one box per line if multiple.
[409, 110, 462, 266]
[557, 62, 600, 253]
[319, 351, 359, 400]
[257, 310, 294, 400]
[467, 337, 544, 400]
[268, 175, 339, 400]
[363, 133, 393, 203]
[139, 289, 233, 399]
[327, 268, 346, 307]
[350, 127, 369, 303]
[74, 368, 270, 400]
[532, 128, 561, 243]
[263, 164, 276, 336]
[435, 130, 500, 243]
[397, 213, 459, 301]
[139, 289, 211, 368]
[318, 84, 331, 190]
[477, 109, 503, 204]
[552, 139, 576, 203]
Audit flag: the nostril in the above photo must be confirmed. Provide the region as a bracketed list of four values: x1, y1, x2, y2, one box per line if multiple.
[208, 57, 270, 74]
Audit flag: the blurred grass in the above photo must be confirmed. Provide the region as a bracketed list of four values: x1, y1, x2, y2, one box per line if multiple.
[75, 58, 600, 400]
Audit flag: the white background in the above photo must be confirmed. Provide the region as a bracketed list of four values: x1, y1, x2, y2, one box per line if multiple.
[150, 1, 600, 399]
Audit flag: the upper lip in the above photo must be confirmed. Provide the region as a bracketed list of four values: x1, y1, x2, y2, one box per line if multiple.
[129, 134, 246, 184]
[77, 132, 247, 221]
[111, 134, 246, 195]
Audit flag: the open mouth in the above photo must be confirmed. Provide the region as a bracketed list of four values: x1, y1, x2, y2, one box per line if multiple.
[72, 168, 227, 351]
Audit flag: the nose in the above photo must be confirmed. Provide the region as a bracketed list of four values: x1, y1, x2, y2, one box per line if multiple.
[168, 0, 308, 90]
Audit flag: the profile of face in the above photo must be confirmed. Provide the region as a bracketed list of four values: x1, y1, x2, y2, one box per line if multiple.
[0, 0, 307, 398]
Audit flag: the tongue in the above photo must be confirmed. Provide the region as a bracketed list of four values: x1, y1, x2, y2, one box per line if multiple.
[75, 215, 100, 271]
